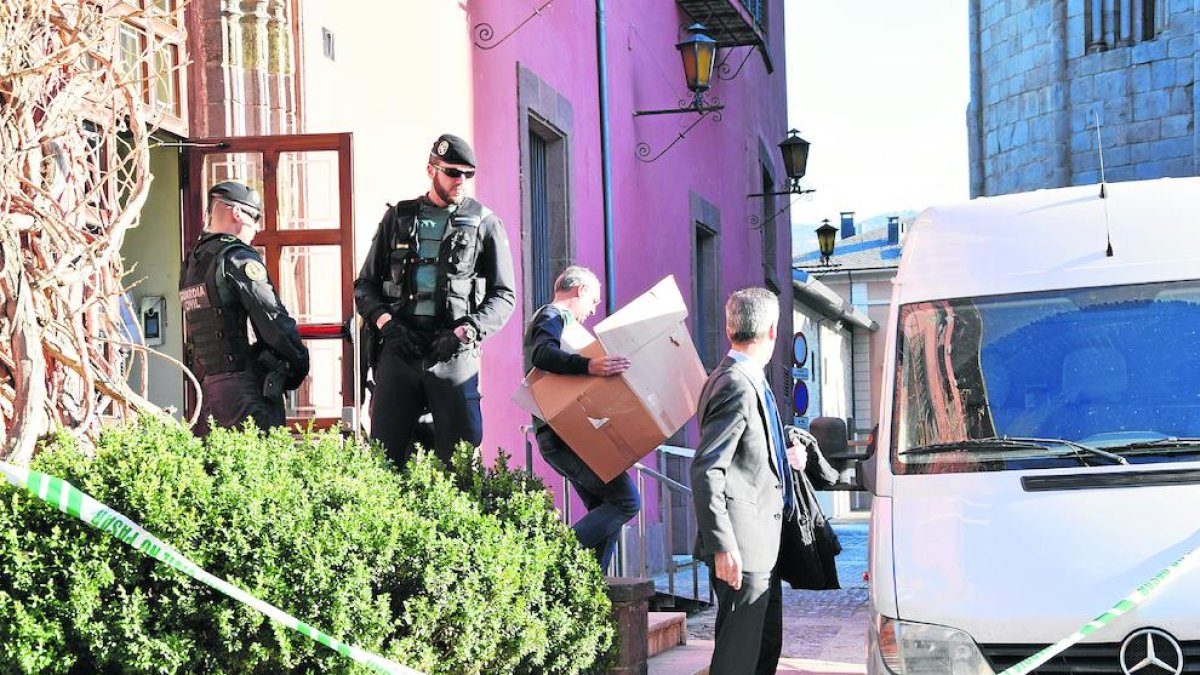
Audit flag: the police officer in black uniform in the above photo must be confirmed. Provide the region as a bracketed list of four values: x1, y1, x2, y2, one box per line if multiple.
[355, 134, 516, 466]
[181, 181, 310, 436]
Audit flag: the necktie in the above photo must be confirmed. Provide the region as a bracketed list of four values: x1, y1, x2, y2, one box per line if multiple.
[762, 379, 796, 515]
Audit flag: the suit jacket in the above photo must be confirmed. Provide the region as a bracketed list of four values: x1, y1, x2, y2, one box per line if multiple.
[691, 354, 787, 573]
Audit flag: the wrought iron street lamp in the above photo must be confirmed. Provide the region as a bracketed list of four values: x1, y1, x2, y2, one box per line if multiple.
[780, 129, 810, 183]
[816, 219, 839, 265]
[678, 23, 717, 106]
[634, 23, 724, 117]
[749, 129, 816, 197]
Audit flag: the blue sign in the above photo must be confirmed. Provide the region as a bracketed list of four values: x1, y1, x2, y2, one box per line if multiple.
[792, 367, 810, 380]
[792, 332, 808, 367]
[792, 380, 809, 416]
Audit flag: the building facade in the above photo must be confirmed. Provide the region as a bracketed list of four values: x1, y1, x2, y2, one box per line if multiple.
[792, 214, 906, 516]
[115, 1, 795, 575]
[968, 0, 1199, 197]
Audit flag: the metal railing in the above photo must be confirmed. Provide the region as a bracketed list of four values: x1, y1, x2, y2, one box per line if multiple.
[631, 446, 710, 606]
[523, 424, 709, 606]
[741, 0, 766, 27]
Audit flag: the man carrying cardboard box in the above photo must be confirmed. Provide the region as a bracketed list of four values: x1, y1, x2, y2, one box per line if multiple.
[523, 266, 640, 571]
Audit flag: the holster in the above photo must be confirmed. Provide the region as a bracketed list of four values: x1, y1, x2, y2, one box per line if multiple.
[255, 349, 291, 399]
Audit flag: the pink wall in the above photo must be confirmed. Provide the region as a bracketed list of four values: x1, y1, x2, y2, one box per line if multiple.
[463, 2, 794, 506]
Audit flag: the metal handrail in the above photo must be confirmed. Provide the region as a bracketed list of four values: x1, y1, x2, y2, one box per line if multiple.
[631, 461, 690, 493]
[521, 425, 709, 604]
[632, 447, 709, 606]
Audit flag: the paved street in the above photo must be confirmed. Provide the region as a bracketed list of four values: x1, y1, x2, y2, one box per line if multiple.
[686, 519, 870, 673]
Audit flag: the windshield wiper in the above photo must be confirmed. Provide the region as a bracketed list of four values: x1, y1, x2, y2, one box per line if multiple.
[1014, 436, 1128, 465]
[1103, 438, 1200, 455]
[903, 436, 1127, 465]
[902, 438, 1050, 455]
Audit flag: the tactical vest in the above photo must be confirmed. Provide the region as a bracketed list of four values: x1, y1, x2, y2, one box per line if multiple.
[381, 198, 489, 327]
[180, 234, 252, 375]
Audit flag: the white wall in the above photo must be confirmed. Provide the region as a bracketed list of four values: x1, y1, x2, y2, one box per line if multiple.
[122, 145, 185, 416]
[297, 2, 475, 264]
[792, 306, 823, 426]
[819, 321, 851, 419]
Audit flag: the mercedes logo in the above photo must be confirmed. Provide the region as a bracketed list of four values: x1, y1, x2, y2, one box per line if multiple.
[1120, 628, 1185, 675]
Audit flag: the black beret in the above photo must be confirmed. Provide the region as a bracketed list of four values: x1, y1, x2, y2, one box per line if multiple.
[430, 133, 477, 168]
[209, 181, 262, 214]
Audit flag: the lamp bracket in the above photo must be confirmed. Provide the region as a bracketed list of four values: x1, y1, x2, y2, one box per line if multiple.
[634, 91, 724, 117]
[634, 105, 723, 163]
[747, 187, 816, 198]
[717, 46, 755, 81]
[633, 104, 725, 117]
[748, 189, 816, 230]
[474, 0, 556, 50]
[747, 177, 817, 198]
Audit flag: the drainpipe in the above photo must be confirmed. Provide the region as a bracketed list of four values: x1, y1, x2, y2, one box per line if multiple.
[596, 0, 616, 314]
[847, 269, 857, 429]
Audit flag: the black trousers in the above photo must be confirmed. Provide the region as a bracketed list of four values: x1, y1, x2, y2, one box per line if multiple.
[195, 370, 285, 437]
[708, 564, 783, 675]
[369, 345, 482, 467]
[535, 427, 641, 571]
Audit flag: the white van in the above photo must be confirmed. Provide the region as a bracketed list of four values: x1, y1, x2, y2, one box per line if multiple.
[865, 177, 1200, 675]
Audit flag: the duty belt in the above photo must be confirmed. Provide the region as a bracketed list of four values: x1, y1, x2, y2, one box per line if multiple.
[406, 315, 437, 332]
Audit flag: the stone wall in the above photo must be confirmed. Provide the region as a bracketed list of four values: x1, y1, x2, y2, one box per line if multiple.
[968, 0, 1199, 197]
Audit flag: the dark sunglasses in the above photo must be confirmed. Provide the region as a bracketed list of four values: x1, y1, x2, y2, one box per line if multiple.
[217, 198, 262, 223]
[431, 164, 476, 180]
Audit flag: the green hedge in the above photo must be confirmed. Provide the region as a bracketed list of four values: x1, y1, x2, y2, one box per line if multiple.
[0, 418, 614, 673]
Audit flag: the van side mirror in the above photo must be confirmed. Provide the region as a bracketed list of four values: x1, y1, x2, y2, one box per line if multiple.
[808, 416, 870, 491]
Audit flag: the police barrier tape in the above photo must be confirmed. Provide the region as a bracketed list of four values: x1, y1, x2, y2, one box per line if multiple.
[0, 461, 422, 675]
[998, 542, 1200, 675]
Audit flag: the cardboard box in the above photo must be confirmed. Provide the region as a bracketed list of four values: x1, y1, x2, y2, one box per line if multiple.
[512, 276, 707, 482]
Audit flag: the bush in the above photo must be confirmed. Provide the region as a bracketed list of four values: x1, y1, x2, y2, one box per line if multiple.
[0, 417, 614, 674]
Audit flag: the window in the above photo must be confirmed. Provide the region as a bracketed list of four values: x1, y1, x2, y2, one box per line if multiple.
[523, 119, 571, 314]
[110, 1, 187, 133]
[518, 65, 574, 321]
[322, 28, 336, 61]
[150, 36, 179, 114]
[742, 0, 768, 31]
[82, 121, 111, 213]
[760, 164, 777, 289]
[1085, 0, 1164, 53]
[694, 223, 721, 370]
[528, 131, 553, 309]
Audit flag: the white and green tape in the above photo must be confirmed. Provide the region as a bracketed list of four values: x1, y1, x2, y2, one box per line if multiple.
[999, 542, 1200, 675]
[0, 461, 422, 675]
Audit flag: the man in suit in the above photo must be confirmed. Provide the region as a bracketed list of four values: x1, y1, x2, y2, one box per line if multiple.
[691, 287, 797, 674]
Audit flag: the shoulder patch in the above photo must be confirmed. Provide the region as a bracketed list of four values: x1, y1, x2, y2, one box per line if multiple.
[244, 260, 268, 281]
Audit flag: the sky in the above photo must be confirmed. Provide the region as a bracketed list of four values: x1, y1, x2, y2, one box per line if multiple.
[784, 1, 971, 256]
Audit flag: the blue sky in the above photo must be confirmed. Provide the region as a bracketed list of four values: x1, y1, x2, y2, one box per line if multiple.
[784, 1, 971, 256]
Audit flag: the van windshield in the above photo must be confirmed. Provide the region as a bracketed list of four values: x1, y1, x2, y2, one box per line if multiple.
[892, 280, 1200, 473]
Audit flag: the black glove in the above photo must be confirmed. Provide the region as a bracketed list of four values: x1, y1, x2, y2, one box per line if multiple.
[284, 355, 310, 390]
[380, 319, 421, 359]
[429, 330, 464, 363]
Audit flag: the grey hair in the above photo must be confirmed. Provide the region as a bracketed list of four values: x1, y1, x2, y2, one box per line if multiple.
[726, 287, 779, 343]
[554, 265, 600, 294]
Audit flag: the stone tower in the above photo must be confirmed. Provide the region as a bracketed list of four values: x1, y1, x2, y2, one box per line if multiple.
[968, 0, 1198, 197]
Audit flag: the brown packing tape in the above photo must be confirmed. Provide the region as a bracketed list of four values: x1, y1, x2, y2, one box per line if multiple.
[579, 390, 649, 465]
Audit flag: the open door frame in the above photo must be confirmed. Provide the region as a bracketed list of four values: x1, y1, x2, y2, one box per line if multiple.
[182, 132, 356, 430]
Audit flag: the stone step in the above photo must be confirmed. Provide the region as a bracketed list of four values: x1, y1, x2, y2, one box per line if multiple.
[647, 638, 712, 675]
[647, 638, 868, 675]
[647, 611, 688, 658]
